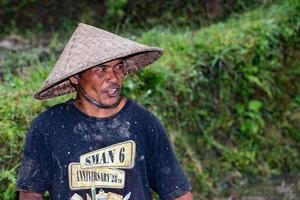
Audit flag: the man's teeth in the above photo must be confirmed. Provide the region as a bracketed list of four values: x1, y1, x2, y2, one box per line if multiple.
[108, 88, 117, 94]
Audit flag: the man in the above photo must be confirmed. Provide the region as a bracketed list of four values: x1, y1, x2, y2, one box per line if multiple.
[17, 23, 192, 200]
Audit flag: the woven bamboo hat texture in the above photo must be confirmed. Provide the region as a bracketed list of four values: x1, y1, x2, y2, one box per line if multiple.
[34, 23, 164, 100]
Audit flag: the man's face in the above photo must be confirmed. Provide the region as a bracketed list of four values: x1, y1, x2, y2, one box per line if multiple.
[70, 59, 125, 107]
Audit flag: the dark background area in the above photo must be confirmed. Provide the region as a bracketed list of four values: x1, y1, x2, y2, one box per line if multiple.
[0, 0, 276, 33]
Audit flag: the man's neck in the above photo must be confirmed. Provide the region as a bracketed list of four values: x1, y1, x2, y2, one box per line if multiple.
[73, 96, 127, 118]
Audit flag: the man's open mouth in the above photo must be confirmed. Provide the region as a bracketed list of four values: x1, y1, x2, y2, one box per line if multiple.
[105, 87, 120, 97]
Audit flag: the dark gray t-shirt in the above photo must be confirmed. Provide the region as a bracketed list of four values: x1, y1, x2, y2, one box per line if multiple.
[16, 99, 191, 200]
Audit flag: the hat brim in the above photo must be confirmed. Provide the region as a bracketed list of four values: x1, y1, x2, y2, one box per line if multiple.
[34, 49, 163, 100]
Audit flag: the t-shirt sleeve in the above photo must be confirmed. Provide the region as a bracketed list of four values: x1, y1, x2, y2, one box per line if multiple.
[16, 118, 54, 193]
[146, 115, 191, 200]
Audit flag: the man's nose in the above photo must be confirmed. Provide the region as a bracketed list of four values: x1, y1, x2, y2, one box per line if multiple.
[106, 67, 122, 81]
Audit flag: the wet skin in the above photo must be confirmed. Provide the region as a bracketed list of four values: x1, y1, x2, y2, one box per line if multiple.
[69, 58, 127, 118]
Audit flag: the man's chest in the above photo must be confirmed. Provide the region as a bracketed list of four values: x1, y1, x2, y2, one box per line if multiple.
[47, 123, 151, 199]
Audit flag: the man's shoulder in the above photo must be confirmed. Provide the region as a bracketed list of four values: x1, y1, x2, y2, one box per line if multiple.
[32, 99, 72, 126]
[128, 99, 162, 125]
[129, 99, 154, 116]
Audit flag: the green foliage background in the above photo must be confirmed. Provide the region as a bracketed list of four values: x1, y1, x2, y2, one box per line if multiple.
[1, 0, 300, 199]
[0, 0, 276, 32]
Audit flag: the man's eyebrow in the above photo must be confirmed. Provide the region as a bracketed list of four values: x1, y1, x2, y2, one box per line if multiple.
[114, 61, 124, 65]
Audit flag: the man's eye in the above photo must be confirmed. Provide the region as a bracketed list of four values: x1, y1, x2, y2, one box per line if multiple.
[96, 67, 106, 72]
[115, 64, 124, 69]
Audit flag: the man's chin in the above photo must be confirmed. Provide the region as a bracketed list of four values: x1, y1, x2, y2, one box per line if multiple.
[101, 96, 122, 107]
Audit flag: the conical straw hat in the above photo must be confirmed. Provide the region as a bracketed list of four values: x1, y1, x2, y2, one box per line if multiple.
[34, 23, 163, 100]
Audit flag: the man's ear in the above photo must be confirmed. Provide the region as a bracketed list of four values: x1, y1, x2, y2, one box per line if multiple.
[69, 75, 79, 85]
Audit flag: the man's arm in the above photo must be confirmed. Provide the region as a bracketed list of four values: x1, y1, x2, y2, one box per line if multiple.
[19, 192, 43, 200]
[175, 191, 193, 200]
